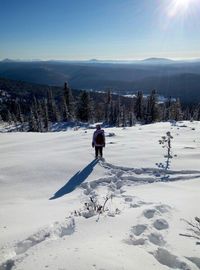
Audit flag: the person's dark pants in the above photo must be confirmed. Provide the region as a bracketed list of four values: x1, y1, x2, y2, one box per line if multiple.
[95, 146, 103, 158]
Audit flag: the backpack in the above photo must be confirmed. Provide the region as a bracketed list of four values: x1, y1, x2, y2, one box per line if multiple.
[95, 132, 104, 145]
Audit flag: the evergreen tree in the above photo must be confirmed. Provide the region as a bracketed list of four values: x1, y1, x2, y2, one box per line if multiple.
[47, 89, 59, 123]
[7, 110, 13, 124]
[174, 98, 183, 121]
[104, 89, 115, 125]
[165, 96, 172, 120]
[112, 101, 118, 126]
[146, 90, 158, 123]
[17, 101, 26, 131]
[109, 100, 115, 125]
[63, 82, 74, 120]
[37, 99, 44, 132]
[135, 91, 143, 120]
[16, 101, 24, 123]
[11, 113, 17, 125]
[43, 98, 49, 131]
[121, 105, 126, 127]
[116, 95, 122, 127]
[196, 104, 200, 120]
[161, 103, 167, 121]
[28, 107, 38, 132]
[62, 95, 69, 121]
[183, 107, 191, 120]
[32, 97, 41, 132]
[89, 96, 95, 123]
[76, 91, 93, 122]
[169, 98, 183, 121]
[128, 111, 136, 126]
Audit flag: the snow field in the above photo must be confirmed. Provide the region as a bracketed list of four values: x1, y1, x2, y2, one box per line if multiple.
[0, 121, 200, 270]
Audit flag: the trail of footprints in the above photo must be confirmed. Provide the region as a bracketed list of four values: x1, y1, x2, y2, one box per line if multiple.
[80, 161, 200, 196]
[126, 201, 199, 270]
[1, 161, 200, 270]
[0, 218, 75, 270]
[127, 204, 170, 247]
[81, 161, 200, 269]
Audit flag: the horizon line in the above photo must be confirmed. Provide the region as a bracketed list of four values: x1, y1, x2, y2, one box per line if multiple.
[1, 56, 200, 62]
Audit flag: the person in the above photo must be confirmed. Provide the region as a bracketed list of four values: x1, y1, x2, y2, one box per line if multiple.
[92, 124, 105, 159]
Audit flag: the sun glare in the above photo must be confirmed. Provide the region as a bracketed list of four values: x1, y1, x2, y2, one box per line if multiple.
[168, 0, 196, 17]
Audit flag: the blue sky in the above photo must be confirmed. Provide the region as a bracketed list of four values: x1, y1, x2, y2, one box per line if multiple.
[1, 0, 200, 60]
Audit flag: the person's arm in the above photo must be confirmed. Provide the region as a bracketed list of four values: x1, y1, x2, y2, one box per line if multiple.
[103, 131, 105, 147]
[92, 132, 95, 147]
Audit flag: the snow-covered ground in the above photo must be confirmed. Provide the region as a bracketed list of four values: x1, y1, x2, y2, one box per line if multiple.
[0, 121, 200, 270]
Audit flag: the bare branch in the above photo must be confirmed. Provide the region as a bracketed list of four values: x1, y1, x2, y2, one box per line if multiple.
[180, 217, 200, 244]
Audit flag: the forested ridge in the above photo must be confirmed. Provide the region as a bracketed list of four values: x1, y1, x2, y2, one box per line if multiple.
[0, 77, 200, 132]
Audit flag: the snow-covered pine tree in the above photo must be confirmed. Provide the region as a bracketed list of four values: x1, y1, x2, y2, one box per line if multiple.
[43, 98, 49, 131]
[135, 91, 144, 121]
[109, 100, 116, 126]
[165, 96, 172, 121]
[37, 99, 45, 132]
[192, 103, 200, 121]
[47, 88, 59, 123]
[16, 101, 24, 125]
[128, 111, 136, 127]
[146, 89, 158, 123]
[62, 95, 69, 122]
[76, 91, 93, 122]
[32, 97, 42, 132]
[128, 96, 135, 126]
[104, 89, 112, 125]
[7, 110, 13, 124]
[121, 105, 126, 127]
[170, 98, 183, 121]
[28, 107, 38, 132]
[63, 82, 74, 120]
[116, 95, 122, 127]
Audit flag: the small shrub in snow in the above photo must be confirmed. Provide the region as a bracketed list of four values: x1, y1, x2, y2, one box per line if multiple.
[180, 217, 200, 245]
[156, 131, 175, 179]
[159, 131, 173, 159]
[72, 194, 120, 221]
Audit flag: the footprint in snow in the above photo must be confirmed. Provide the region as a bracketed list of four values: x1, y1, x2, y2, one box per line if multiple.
[155, 204, 172, 214]
[153, 219, 169, 230]
[148, 232, 166, 246]
[0, 218, 75, 270]
[186, 257, 200, 269]
[143, 208, 157, 219]
[152, 248, 191, 270]
[131, 224, 147, 236]
[127, 236, 146, 246]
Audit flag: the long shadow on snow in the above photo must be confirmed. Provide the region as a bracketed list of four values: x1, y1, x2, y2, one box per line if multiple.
[49, 159, 98, 200]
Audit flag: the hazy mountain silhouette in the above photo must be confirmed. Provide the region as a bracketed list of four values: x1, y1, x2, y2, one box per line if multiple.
[0, 60, 200, 103]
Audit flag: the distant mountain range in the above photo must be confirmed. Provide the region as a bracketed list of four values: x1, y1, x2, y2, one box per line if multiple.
[1, 57, 199, 63]
[0, 59, 200, 103]
[141, 58, 175, 64]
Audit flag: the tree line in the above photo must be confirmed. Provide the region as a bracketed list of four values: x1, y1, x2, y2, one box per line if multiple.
[0, 82, 200, 132]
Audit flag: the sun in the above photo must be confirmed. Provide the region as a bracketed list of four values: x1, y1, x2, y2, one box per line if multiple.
[168, 0, 195, 17]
